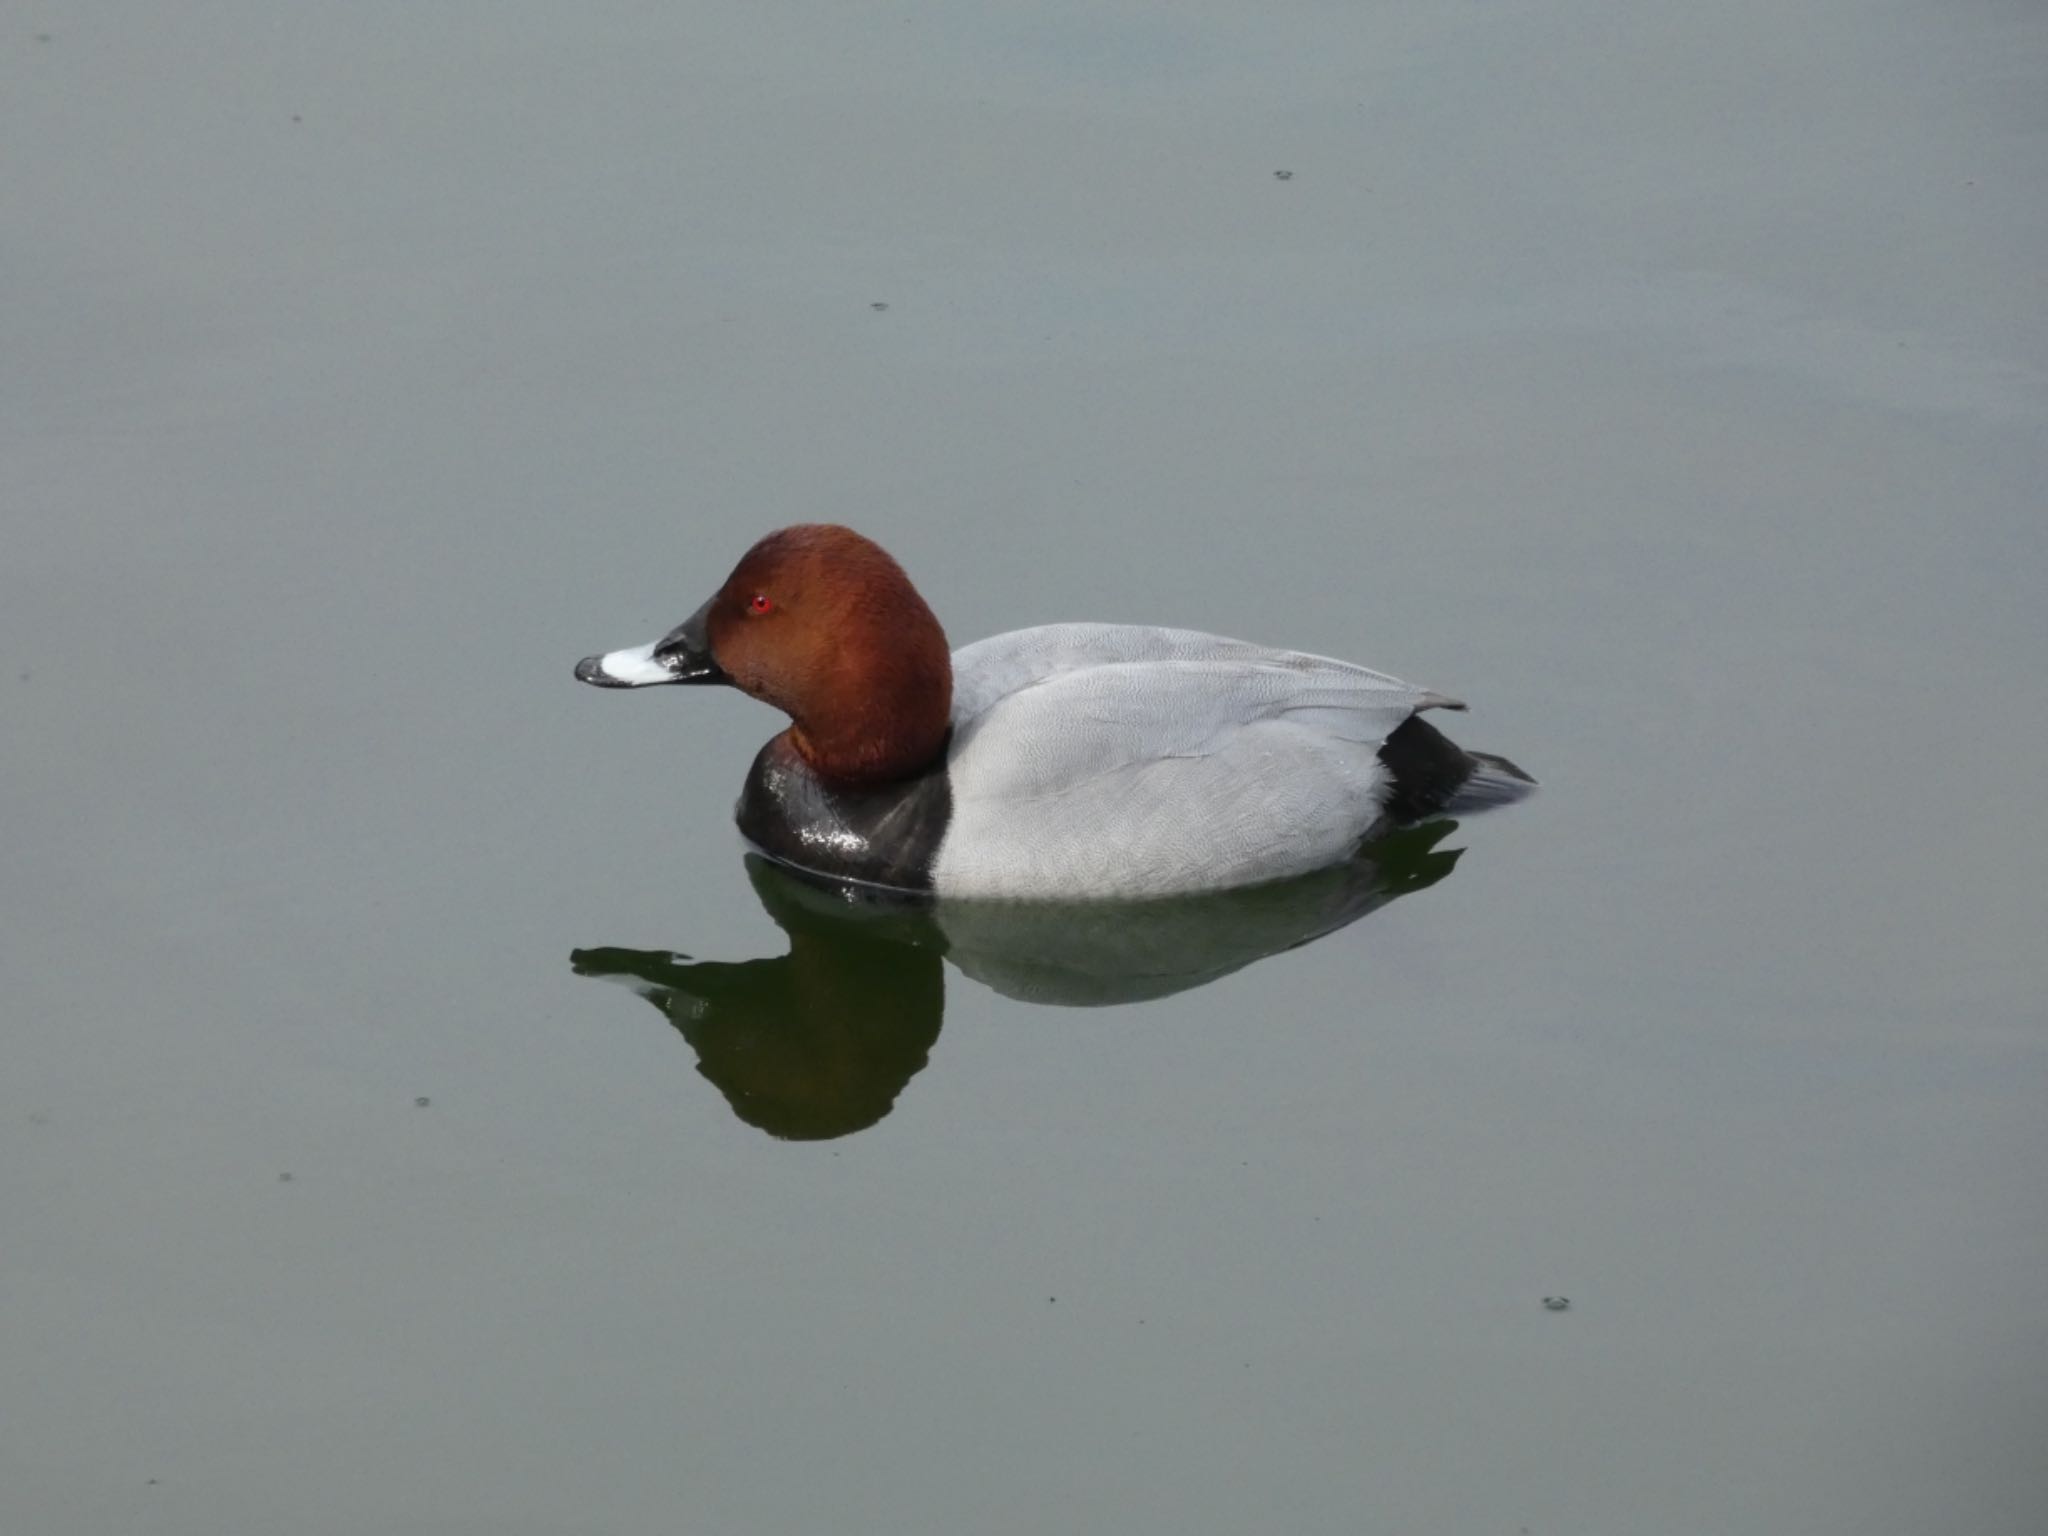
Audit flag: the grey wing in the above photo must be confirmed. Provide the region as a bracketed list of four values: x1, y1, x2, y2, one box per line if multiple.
[946, 625, 1459, 804]
[951, 623, 1275, 716]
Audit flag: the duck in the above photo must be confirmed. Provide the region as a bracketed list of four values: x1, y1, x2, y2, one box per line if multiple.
[575, 524, 1532, 899]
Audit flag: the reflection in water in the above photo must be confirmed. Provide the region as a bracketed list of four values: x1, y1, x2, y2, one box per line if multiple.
[571, 874, 944, 1142]
[572, 823, 1464, 1140]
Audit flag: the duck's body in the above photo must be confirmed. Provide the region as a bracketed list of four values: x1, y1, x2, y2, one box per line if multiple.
[578, 527, 1531, 899]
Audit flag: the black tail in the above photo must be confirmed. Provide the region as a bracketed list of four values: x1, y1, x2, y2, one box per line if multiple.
[1376, 715, 1536, 825]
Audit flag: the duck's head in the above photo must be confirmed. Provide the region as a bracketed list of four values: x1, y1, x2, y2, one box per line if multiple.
[576, 524, 952, 784]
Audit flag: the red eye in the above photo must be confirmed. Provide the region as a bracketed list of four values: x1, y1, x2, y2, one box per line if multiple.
[748, 593, 773, 614]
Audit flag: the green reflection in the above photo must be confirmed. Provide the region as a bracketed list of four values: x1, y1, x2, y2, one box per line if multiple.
[571, 859, 943, 1142]
[573, 823, 1463, 1141]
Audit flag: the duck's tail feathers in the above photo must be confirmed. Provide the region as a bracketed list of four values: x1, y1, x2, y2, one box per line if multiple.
[1447, 750, 1537, 813]
[1376, 715, 1537, 824]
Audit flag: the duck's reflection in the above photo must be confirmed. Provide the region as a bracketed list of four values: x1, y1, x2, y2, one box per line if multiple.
[571, 823, 1464, 1140]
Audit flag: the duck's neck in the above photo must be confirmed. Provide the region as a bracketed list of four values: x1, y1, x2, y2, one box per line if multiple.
[787, 624, 953, 785]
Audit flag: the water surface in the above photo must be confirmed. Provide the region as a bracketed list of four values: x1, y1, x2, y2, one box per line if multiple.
[4, 4, 2044, 1533]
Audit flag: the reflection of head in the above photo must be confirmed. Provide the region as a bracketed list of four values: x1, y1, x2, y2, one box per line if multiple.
[569, 869, 944, 1140]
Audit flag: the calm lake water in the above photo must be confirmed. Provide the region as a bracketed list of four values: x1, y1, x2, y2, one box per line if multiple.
[5, 5, 2044, 1533]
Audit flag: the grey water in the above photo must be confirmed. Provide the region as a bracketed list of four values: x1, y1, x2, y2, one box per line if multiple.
[5, 5, 2045, 1533]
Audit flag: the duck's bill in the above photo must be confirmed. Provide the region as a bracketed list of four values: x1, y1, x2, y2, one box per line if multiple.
[575, 606, 730, 689]
[576, 642, 687, 687]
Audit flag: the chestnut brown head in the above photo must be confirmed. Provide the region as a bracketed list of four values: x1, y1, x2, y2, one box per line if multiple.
[576, 524, 952, 783]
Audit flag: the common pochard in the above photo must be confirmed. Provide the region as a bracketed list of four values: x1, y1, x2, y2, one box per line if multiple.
[576, 524, 1532, 898]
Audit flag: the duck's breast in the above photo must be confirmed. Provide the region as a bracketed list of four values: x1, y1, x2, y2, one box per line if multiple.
[736, 735, 952, 891]
[930, 625, 1454, 898]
